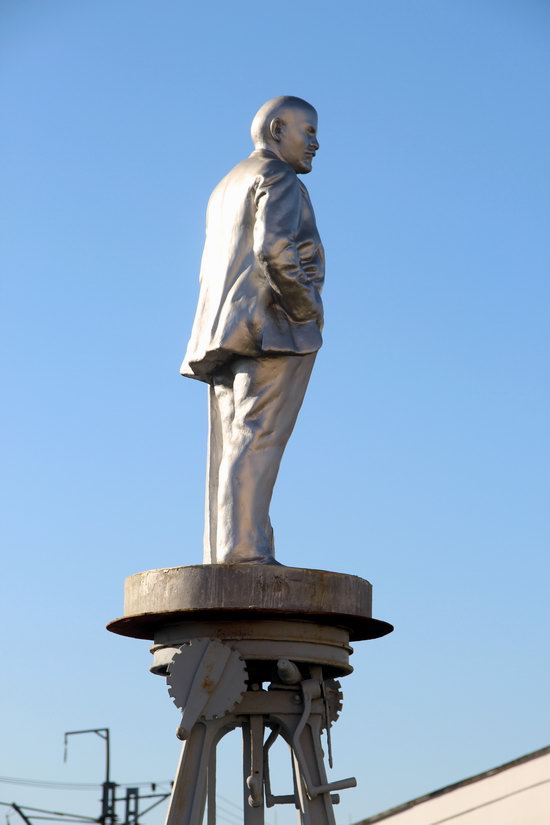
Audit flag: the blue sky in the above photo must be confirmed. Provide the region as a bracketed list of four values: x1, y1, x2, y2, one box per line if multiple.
[1, 1, 549, 823]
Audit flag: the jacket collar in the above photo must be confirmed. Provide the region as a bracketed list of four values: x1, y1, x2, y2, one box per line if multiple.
[250, 147, 290, 165]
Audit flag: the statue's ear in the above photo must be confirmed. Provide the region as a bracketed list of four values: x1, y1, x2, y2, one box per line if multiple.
[269, 117, 284, 142]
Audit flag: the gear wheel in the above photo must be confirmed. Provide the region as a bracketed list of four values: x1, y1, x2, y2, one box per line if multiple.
[167, 638, 248, 725]
[322, 678, 344, 728]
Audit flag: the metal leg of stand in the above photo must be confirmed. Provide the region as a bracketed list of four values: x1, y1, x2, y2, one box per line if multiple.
[271, 715, 336, 825]
[165, 719, 229, 825]
[295, 717, 336, 825]
[242, 718, 265, 824]
[291, 748, 310, 825]
[290, 751, 304, 825]
[207, 735, 216, 825]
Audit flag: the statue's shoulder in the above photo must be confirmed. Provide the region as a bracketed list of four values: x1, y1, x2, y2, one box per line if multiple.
[209, 154, 296, 207]
[234, 153, 293, 179]
[243, 151, 297, 182]
[211, 154, 274, 192]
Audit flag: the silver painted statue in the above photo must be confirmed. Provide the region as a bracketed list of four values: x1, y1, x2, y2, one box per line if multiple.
[181, 96, 324, 565]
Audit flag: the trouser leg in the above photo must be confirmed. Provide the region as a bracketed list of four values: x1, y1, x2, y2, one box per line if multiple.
[204, 376, 234, 564]
[216, 353, 316, 563]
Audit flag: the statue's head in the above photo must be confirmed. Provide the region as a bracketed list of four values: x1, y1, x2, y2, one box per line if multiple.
[251, 96, 319, 174]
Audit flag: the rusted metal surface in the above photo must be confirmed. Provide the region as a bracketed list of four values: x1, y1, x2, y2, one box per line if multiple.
[166, 640, 247, 739]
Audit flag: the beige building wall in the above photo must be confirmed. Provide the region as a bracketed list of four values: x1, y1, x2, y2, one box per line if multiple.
[356, 747, 550, 825]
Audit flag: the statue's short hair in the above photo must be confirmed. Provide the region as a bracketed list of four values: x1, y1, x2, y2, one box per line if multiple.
[250, 96, 317, 146]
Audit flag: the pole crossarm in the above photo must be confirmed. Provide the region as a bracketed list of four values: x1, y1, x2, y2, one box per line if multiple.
[63, 730, 110, 786]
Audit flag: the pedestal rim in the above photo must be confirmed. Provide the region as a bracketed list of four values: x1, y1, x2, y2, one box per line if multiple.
[107, 609, 393, 642]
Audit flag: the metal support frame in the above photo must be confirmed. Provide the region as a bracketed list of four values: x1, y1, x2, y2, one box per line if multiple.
[108, 558, 393, 825]
[164, 647, 356, 825]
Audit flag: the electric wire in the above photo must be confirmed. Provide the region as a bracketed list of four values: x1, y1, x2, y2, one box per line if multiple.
[0, 804, 95, 821]
[215, 798, 274, 825]
[0, 783, 97, 792]
[216, 815, 240, 825]
[0, 798, 169, 824]
[2, 786, 277, 824]
[213, 801, 241, 824]
[216, 794, 241, 812]
[425, 776, 550, 825]
[0, 780, 172, 793]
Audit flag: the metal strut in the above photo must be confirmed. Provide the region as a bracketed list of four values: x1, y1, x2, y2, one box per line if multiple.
[163, 642, 356, 825]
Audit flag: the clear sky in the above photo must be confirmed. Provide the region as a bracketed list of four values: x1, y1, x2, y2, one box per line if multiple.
[1, 1, 549, 823]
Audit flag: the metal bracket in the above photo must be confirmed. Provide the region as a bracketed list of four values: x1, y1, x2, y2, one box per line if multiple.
[291, 678, 357, 801]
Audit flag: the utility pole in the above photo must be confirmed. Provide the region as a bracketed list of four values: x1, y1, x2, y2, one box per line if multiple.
[123, 788, 139, 825]
[64, 728, 116, 825]
[1, 728, 171, 825]
[116, 786, 172, 825]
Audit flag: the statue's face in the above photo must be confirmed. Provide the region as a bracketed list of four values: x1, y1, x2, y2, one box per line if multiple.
[276, 108, 319, 174]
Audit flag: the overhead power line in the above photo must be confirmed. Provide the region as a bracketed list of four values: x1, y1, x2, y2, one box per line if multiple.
[0, 781, 98, 792]
[0, 804, 96, 821]
[216, 794, 241, 812]
[0, 780, 172, 793]
[1, 728, 175, 825]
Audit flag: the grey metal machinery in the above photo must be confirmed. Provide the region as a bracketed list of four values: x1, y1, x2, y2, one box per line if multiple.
[108, 565, 392, 824]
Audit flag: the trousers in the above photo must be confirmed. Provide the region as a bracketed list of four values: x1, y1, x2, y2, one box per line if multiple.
[204, 353, 316, 563]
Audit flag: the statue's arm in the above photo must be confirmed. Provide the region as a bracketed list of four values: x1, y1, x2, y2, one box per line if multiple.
[253, 168, 322, 324]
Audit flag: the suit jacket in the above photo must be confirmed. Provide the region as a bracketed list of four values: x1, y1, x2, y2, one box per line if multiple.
[181, 148, 324, 382]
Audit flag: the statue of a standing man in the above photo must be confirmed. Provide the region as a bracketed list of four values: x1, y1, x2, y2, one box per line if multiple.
[181, 96, 324, 565]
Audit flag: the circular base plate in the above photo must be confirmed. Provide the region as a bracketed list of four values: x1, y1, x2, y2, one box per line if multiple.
[107, 564, 393, 642]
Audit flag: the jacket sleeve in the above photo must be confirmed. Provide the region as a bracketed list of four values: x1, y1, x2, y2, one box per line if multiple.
[253, 166, 322, 324]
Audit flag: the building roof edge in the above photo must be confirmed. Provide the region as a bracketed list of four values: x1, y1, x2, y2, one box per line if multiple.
[355, 744, 550, 824]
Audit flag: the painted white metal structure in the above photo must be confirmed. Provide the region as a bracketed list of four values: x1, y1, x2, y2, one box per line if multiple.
[108, 564, 392, 824]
